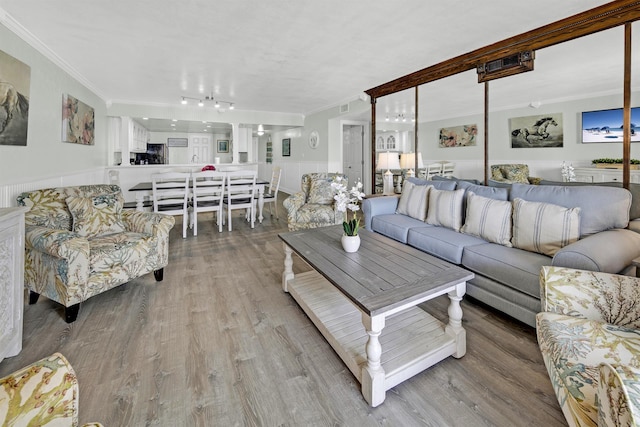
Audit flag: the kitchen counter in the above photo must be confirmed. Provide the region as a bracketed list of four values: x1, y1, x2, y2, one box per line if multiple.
[106, 163, 259, 203]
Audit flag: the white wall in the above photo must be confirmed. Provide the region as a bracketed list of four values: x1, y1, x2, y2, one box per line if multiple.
[0, 23, 108, 194]
[417, 92, 640, 181]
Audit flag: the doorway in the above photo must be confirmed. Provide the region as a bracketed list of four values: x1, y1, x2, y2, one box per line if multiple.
[342, 122, 366, 187]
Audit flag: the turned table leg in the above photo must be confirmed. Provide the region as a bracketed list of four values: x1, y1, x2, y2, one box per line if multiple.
[282, 243, 294, 292]
[445, 282, 466, 358]
[361, 314, 386, 407]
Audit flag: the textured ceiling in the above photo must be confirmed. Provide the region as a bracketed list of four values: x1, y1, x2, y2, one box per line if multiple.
[0, 0, 627, 123]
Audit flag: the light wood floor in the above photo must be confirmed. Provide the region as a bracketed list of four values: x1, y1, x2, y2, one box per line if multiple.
[0, 196, 566, 426]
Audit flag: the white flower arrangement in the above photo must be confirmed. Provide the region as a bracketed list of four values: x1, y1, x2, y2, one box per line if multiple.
[331, 176, 365, 236]
[561, 161, 576, 182]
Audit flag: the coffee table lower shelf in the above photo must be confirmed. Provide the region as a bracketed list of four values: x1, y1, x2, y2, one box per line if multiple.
[286, 270, 459, 406]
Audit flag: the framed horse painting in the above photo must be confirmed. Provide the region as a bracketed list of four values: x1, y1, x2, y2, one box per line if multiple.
[0, 49, 30, 146]
[509, 113, 563, 148]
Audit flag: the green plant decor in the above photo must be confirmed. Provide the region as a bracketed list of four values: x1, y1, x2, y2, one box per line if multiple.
[331, 176, 365, 236]
[592, 158, 640, 165]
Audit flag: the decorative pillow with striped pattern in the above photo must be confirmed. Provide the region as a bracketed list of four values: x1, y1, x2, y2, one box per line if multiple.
[461, 191, 513, 246]
[512, 198, 581, 256]
[396, 181, 430, 221]
[425, 188, 465, 232]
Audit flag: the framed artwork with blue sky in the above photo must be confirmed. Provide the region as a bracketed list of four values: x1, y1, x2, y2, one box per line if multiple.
[582, 107, 640, 143]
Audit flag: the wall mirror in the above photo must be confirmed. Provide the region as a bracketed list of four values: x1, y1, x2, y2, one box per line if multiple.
[374, 88, 415, 193]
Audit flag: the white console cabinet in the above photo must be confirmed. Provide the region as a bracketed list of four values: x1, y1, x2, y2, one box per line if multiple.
[573, 167, 640, 184]
[0, 207, 27, 363]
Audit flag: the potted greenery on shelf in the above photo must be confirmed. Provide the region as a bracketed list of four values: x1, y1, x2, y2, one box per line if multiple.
[592, 158, 640, 169]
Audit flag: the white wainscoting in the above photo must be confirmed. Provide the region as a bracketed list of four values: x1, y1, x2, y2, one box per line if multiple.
[0, 168, 106, 208]
[0, 159, 579, 208]
[259, 160, 330, 196]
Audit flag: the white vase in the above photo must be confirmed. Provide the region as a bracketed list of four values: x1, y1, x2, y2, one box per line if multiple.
[341, 234, 361, 253]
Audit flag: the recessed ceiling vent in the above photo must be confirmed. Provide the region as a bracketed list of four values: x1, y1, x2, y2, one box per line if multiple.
[340, 103, 350, 114]
[477, 51, 535, 83]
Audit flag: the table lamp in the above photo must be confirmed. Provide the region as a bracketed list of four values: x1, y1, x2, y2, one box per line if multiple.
[377, 151, 400, 195]
[400, 152, 424, 178]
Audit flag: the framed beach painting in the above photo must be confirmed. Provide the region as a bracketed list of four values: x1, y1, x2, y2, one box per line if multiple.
[62, 94, 95, 145]
[438, 124, 478, 147]
[509, 113, 563, 148]
[581, 107, 640, 143]
[0, 49, 30, 146]
[217, 139, 229, 153]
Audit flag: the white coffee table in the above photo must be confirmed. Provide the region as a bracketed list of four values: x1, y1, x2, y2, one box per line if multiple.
[279, 226, 474, 406]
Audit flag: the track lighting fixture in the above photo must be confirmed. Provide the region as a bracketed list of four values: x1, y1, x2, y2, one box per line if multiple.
[180, 95, 235, 109]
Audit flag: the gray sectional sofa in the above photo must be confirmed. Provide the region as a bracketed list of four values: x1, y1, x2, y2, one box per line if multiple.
[362, 178, 640, 327]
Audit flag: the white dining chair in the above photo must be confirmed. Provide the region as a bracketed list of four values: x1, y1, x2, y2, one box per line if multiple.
[191, 170, 225, 235]
[425, 163, 443, 179]
[223, 170, 257, 231]
[441, 161, 455, 177]
[258, 166, 281, 220]
[108, 169, 120, 186]
[152, 172, 190, 238]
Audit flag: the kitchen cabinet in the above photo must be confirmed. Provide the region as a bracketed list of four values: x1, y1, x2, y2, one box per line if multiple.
[573, 167, 640, 184]
[120, 117, 148, 153]
[0, 207, 27, 363]
[375, 131, 409, 152]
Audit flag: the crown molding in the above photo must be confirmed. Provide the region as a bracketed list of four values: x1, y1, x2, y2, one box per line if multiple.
[0, 7, 108, 103]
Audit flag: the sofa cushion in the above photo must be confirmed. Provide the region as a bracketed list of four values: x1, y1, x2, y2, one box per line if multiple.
[396, 181, 429, 221]
[425, 188, 465, 232]
[17, 184, 122, 231]
[462, 243, 551, 298]
[407, 177, 457, 191]
[307, 178, 334, 205]
[66, 193, 127, 237]
[89, 232, 153, 273]
[512, 198, 580, 257]
[510, 183, 631, 236]
[407, 226, 486, 264]
[461, 192, 512, 246]
[371, 214, 430, 244]
[457, 180, 509, 201]
[295, 203, 336, 226]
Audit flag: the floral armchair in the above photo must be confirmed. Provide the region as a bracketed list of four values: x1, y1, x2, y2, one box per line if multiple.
[0, 352, 102, 426]
[17, 184, 175, 323]
[283, 173, 345, 231]
[537, 266, 640, 427]
[490, 163, 541, 185]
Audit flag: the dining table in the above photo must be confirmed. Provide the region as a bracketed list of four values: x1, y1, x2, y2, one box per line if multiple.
[128, 178, 270, 223]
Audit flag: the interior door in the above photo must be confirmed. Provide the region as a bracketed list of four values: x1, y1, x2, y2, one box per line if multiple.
[343, 124, 365, 186]
[189, 134, 212, 163]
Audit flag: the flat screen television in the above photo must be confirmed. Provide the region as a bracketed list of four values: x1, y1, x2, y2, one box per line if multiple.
[582, 107, 640, 143]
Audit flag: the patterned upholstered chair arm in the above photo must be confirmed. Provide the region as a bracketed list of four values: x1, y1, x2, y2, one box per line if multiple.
[598, 363, 640, 427]
[0, 353, 103, 426]
[25, 225, 90, 261]
[540, 266, 640, 328]
[528, 176, 542, 185]
[283, 192, 306, 222]
[121, 210, 175, 236]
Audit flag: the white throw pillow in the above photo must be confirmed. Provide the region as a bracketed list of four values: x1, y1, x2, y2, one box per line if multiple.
[396, 182, 430, 221]
[425, 188, 465, 232]
[512, 198, 580, 256]
[461, 191, 513, 246]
